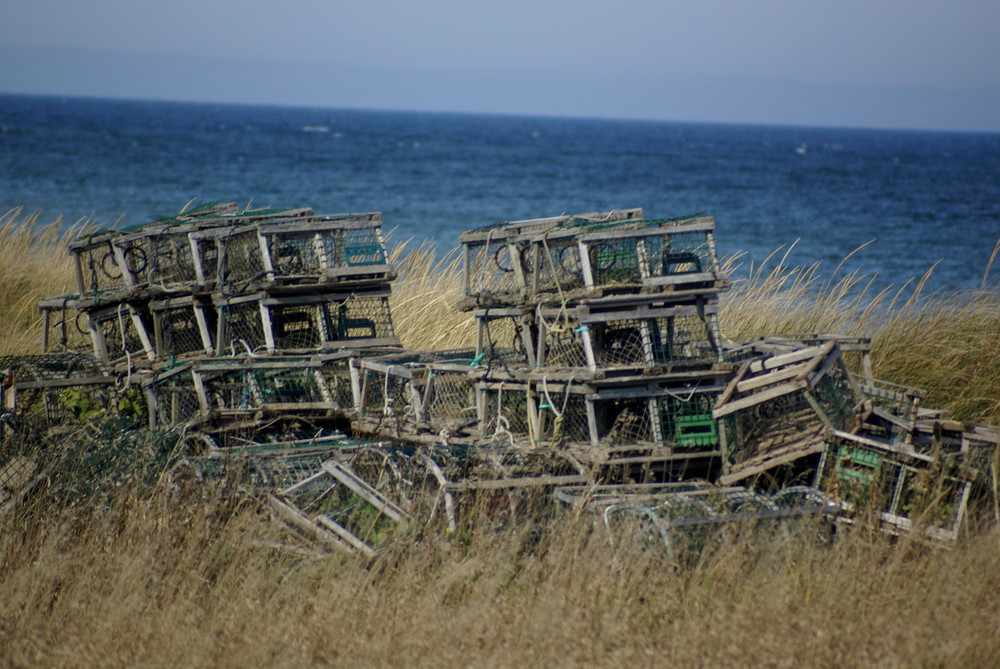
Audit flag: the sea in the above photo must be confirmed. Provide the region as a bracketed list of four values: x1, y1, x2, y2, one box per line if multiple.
[2, 93, 999, 294]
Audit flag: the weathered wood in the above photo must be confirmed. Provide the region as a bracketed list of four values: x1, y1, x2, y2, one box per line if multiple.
[267, 494, 361, 556]
[736, 361, 812, 393]
[445, 474, 589, 491]
[713, 379, 808, 418]
[320, 460, 409, 522]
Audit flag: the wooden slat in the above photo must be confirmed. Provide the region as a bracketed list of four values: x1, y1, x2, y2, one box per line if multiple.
[323, 460, 409, 523]
[736, 361, 812, 393]
[444, 474, 589, 491]
[748, 344, 826, 374]
[713, 379, 807, 418]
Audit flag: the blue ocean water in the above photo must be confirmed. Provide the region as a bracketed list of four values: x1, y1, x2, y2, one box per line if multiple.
[2, 93, 999, 293]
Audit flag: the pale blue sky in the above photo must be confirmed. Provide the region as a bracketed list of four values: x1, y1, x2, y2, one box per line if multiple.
[3, 0, 1000, 130]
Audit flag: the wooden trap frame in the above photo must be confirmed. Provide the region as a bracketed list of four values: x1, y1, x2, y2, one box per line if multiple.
[351, 349, 481, 442]
[475, 376, 726, 457]
[213, 289, 399, 356]
[67, 230, 131, 299]
[144, 354, 355, 429]
[816, 430, 975, 542]
[38, 294, 94, 355]
[150, 294, 216, 359]
[0, 353, 117, 436]
[458, 208, 645, 310]
[84, 300, 157, 370]
[269, 456, 410, 558]
[714, 341, 863, 486]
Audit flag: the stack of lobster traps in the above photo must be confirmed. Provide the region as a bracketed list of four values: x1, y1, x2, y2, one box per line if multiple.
[463, 209, 734, 483]
[347, 209, 735, 485]
[35, 202, 400, 449]
[11, 202, 1000, 556]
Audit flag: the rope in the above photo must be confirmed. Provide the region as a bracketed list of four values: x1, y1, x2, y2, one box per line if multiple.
[490, 383, 515, 447]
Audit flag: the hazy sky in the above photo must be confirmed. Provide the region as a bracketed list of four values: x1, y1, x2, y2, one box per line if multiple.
[3, 0, 1000, 130]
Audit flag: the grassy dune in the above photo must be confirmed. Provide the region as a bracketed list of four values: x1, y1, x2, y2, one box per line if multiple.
[2, 210, 1000, 667]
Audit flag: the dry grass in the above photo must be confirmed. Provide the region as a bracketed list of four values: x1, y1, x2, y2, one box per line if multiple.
[719, 243, 1000, 424]
[2, 487, 1000, 668]
[388, 240, 476, 351]
[2, 218, 1000, 667]
[0, 209, 79, 354]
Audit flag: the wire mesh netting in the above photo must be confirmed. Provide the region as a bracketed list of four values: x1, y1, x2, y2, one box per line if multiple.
[336, 225, 388, 267]
[153, 301, 213, 358]
[148, 369, 201, 427]
[218, 301, 267, 355]
[530, 237, 587, 296]
[657, 392, 720, 451]
[465, 240, 524, 300]
[539, 321, 589, 368]
[476, 314, 531, 368]
[322, 295, 396, 344]
[595, 395, 658, 446]
[587, 227, 718, 287]
[479, 384, 533, 443]
[425, 369, 478, 430]
[221, 228, 268, 287]
[358, 368, 418, 421]
[271, 303, 323, 350]
[267, 231, 324, 277]
[812, 366, 861, 431]
[719, 390, 818, 464]
[536, 391, 590, 444]
[92, 306, 153, 366]
[319, 359, 356, 410]
[116, 230, 199, 290]
[71, 235, 130, 297]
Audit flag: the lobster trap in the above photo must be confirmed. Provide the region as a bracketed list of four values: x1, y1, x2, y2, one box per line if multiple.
[111, 222, 207, 293]
[473, 308, 535, 370]
[258, 213, 394, 286]
[458, 209, 645, 310]
[714, 341, 862, 486]
[533, 298, 724, 374]
[85, 301, 157, 369]
[214, 290, 399, 355]
[0, 353, 118, 436]
[145, 355, 354, 429]
[854, 376, 926, 446]
[817, 430, 974, 542]
[476, 377, 724, 453]
[192, 224, 270, 293]
[352, 349, 480, 440]
[38, 295, 93, 355]
[150, 295, 215, 359]
[523, 216, 725, 302]
[68, 231, 130, 299]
